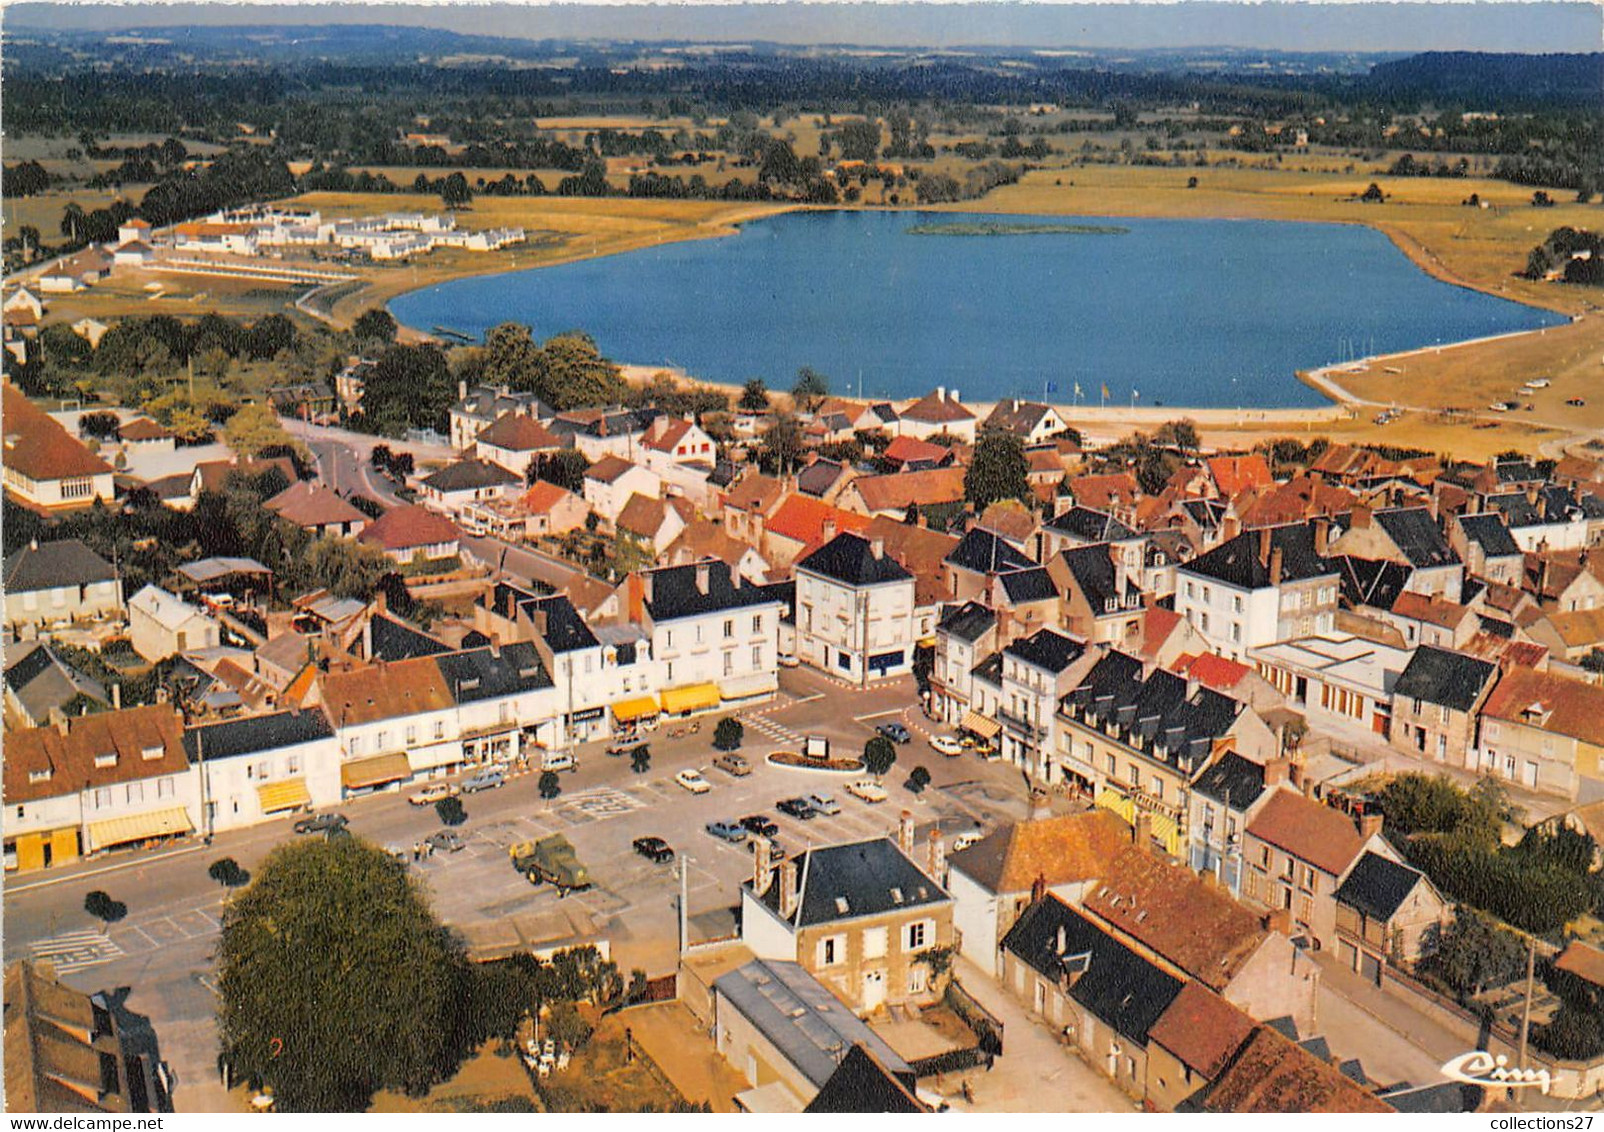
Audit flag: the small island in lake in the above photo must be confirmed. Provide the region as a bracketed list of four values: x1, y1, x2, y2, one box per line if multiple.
[907, 220, 1130, 237]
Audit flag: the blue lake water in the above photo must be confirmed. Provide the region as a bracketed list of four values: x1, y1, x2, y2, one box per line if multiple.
[389, 209, 1566, 409]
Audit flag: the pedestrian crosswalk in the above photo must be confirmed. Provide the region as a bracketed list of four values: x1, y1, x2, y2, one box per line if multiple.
[30, 929, 125, 976]
[741, 711, 803, 747]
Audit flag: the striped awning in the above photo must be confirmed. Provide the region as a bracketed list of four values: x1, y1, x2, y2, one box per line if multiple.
[256, 778, 311, 814]
[340, 752, 413, 790]
[960, 710, 1001, 739]
[659, 683, 721, 715]
[611, 695, 661, 723]
[86, 807, 194, 852]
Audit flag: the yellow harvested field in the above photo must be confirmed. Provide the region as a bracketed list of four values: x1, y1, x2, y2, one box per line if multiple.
[3, 187, 148, 236]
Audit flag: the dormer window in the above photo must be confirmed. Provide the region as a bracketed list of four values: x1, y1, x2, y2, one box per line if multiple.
[94, 752, 117, 769]
[142, 745, 163, 761]
[28, 768, 50, 784]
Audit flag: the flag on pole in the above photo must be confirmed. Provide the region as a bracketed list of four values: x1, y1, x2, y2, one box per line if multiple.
[1100, 383, 1110, 400]
[1074, 382, 1083, 400]
[1045, 381, 1058, 394]
[1133, 389, 1141, 401]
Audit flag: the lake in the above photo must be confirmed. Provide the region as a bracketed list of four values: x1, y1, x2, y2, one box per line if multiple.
[389, 209, 1566, 409]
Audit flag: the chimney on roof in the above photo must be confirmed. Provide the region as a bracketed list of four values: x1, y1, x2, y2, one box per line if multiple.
[1313, 516, 1331, 557]
[1263, 908, 1293, 936]
[532, 609, 549, 640]
[1012, 398, 1020, 412]
[1358, 811, 1384, 840]
[754, 833, 774, 896]
[870, 536, 885, 560]
[779, 858, 799, 918]
[1222, 513, 1241, 542]
[55, 717, 70, 736]
[1264, 757, 1290, 787]
[927, 826, 946, 881]
[1257, 527, 1272, 564]
[1133, 811, 1154, 850]
[936, 386, 946, 404]
[951, 389, 961, 403]
[1269, 545, 1284, 587]
[489, 635, 501, 659]
[458, 380, 468, 402]
[695, 562, 710, 595]
[111, 683, 121, 712]
[821, 517, 837, 544]
[898, 810, 915, 856]
[1288, 760, 1305, 792]
[1526, 483, 1540, 506]
[1031, 873, 1047, 903]
[1351, 503, 1371, 530]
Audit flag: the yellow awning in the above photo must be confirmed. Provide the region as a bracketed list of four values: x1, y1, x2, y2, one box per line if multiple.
[659, 683, 721, 715]
[340, 752, 413, 790]
[611, 695, 662, 723]
[918, 636, 939, 649]
[961, 710, 1001, 739]
[256, 778, 311, 814]
[86, 807, 193, 852]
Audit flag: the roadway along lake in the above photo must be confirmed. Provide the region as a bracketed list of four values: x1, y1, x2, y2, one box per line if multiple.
[389, 209, 1567, 409]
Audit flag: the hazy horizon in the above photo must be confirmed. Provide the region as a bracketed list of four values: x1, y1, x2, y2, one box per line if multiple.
[6, 2, 1598, 54]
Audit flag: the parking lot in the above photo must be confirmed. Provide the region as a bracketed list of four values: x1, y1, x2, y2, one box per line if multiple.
[3, 666, 1038, 1111]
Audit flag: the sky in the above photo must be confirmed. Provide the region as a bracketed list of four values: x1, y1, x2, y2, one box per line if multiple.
[6, 1, 1598, 53]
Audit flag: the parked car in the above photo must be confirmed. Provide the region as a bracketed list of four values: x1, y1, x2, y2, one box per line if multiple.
[705, 820, 748, 844]
[541, 752, 576, 773]
[460, 769, 505, 794]
[803, 793, 841, 816]
[929, 735, 964, 757]
[409, 782, 456, 806]
[776, 797, 816, 820]
[675, 768, 712, 794]
[713, 752, 752, 777]
[607, 740, 650, 760]
[777, 653, 801, 668]
[847, 779, 888, 804]
[633, 836, 675, 863]
[294, 813, 348, 835]
[739, 814, 779, 838]
[951, 830, 985, 853]
[876, 722, 911, 744]
[1568, 398, 1588, 407]
[425, 831, 465, 854]
[384, 845, 412, 866]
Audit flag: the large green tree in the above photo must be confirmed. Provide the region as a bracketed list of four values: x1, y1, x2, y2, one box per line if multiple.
[481, 322, 541, 392]
[216, 838, 471, 1111]
[534, 332, 628, 410]
[363, 343, 454, 436]
[965, 431, 1030, 511]
[791, 367, 829, 413]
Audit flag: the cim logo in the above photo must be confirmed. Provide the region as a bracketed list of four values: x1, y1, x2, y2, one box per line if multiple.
[1440, 1051, 1552, 1094]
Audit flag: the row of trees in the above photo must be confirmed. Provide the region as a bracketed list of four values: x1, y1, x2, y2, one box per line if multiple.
[1522, 226, 1604, 285]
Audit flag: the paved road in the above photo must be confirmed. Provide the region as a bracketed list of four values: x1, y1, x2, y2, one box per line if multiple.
[304, 437, 402, 506]
[2, 667, 1030, 1113]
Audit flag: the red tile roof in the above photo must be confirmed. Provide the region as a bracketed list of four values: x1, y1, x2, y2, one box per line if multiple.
[865, 516, 962, 608]
[1173, 652, 1254, 691]
[2, 385, 113, 482]
[766, 494, 871, 548]
[265, 481, 367, 529]
[1481, 665, 1604, 749]
[882, 435, 953, 467]
[1084, 848, 1270, 991]
[319, 656, 453, 726]
[475, 413, 559, 452]
[117, 417, 172, 442]
[358, 504, 460, 551]
[1391, 591, 1473, 628]
[1208, 454, 1274, 497]
[642, 417, 696, 453]
[1246, 789, 1366, 877]
[585, 454, 637, 484]
[1067, 472, 1140, 512]
[724, 472, 787, 514]
[1202, 1025, 1392, 1113]
[1148, 983, 1257, 1080]
[947, 810, 1132, 894]
[848, 467, 967, 513]
[521, 480, 576, 514]
[4, 705, 187, 804]
[1554, 940, 1604, 988]
[900, 389, 975, 424]
[617, 493, 670, 539]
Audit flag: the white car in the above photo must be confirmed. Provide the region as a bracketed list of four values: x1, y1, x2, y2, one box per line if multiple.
[951, 830, 985, 853]
[847, 779, 888, 804]
[675, 768, 712, 794]
[929, 735, 964, 757]
[777, 653, 801, 668]
[408, 782, 456, 806]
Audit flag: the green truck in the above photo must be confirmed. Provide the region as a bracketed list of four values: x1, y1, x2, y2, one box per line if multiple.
[509, 834, 592, 894]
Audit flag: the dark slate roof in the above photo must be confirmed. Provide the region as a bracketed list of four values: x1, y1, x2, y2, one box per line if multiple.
[1457, 513, 1521, 559]
[4, 539, 118, 593]
[1005, 628, 1085, 674]
[1046, 506, 1136, 543]
[1373, 508, 1460, 569]
[796, 459, 845, 498]
[1183, 499, 1228, 529]
[183, 708, 333, 761]
[3, 642, 110, 721]
[368, 613, 451, 662]
[1478, 615, 1514, 639]
[526, 594, 600, 653]
[869, 401, 899, 424]
[946, 527, 1035, 575]
[938, 601, 996, 644]
[760, 579, 796, 624]
[1183, 525, 1336, 590]
[1487, 487, 1604, 529]
[1191, 751, 1266, 811]
[1380, 1083, 1484, 1114]
[1059, 544, 1139, 612]
[1494, 459, 1542, 485]
[1392, 646, 1497, 713]
[1334, 851, 1425, 921]
[436, 643, 552, 703]
[972, 650, 1004, 687]
[747, 838, 948, 929]
[708, 459, 741, 488]
[645, 559, 781, 620]
[797, 533, 913, 587]
[1002, 897, 1184, 1045]
[999, 566, 1058, 605]
[420, 459, 520, 493]
[805, 1044, 926, 1113]
[1060, 650, 1243, 777]
[1337, 556, 1413, 611]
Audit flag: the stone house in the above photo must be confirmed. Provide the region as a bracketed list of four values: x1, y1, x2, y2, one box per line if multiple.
[1389, 645, 1500, 768]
